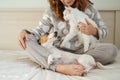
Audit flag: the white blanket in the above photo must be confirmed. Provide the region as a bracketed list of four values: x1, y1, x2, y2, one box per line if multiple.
[0, 50, 120, 80]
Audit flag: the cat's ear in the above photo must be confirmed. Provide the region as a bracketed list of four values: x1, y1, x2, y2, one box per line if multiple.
[64, 6, 67, 9]
[64, 6, 71, 14]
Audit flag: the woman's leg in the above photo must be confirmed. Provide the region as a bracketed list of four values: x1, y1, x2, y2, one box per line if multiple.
[25, 34, 50, 69]
[86, 43, 118, 64]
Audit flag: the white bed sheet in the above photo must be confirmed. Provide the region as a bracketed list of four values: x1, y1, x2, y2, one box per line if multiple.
[0, 50, 120, 80]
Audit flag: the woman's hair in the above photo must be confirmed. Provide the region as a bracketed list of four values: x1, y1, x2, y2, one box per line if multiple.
[48, 0, 93, 21]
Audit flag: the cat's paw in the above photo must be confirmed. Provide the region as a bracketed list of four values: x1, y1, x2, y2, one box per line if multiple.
[84, 47, 89, 52]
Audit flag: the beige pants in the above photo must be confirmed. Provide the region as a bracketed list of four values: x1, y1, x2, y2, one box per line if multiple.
[25, 34, 118, 71]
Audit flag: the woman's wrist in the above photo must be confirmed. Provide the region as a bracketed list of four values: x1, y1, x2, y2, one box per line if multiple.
[92, 28, 99, 39]
[55, 64, 65, 73]
[23, 29, 31, 34]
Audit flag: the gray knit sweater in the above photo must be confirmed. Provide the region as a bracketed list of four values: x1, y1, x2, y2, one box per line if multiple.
[27, 3, 107, 51]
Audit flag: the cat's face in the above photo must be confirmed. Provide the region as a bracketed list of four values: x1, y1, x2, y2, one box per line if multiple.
[63, 7, 72, 21]
[48, 53, 62, 66]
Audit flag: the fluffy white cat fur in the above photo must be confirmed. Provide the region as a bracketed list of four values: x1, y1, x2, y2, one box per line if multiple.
[60, 7, 98, 52]
[41, 33, 106, 75]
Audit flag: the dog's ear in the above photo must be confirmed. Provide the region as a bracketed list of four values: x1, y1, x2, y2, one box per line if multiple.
[38, 34, 49, 44]
[37, 39, 41, 45]
[54, 31, 58, 37]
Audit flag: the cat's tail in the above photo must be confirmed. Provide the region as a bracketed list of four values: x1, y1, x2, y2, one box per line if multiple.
[96, 62, 113, 70]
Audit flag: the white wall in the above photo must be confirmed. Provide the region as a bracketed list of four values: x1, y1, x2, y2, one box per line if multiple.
[0, 0, 120, 10]
[0, 0, 49, 9]
[91, 0, 120, 10]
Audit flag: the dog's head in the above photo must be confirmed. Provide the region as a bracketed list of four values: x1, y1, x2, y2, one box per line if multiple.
[38, 32, 57, 48]
[48, 53, 62, 66]
[38, 32, 57, 44]
[38, 33, 49, 44]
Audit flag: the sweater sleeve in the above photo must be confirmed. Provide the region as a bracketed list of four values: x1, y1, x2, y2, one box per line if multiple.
[26, 9, 53, 40]
[91, 6, 108, 41]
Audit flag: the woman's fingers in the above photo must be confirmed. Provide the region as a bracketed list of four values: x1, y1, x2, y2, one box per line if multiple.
[78, 21, 93, 35]
[78, 22, 87, 33]
[25, 33, 29, 41]
[78, 22, 86, 28]
[18, 30, 29, 49]
[18, 37, 26, 49]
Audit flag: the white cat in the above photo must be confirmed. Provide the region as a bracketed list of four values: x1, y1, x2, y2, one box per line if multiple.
[60, 6, 98, 52]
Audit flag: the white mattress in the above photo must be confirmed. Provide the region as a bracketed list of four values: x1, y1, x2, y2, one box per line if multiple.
[0, 50, 120, 80]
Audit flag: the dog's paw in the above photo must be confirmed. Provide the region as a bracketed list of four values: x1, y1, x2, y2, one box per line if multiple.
[60, 43, 65, 48]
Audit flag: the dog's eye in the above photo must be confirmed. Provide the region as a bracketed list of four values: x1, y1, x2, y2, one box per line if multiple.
[52, 58, 55, 60]
[58, 57, 61, 60]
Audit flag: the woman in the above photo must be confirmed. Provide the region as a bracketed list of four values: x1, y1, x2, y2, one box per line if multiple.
[18, 0, 117, 76]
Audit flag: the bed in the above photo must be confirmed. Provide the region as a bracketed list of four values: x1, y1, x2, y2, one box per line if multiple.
[0, 50, 120, 80]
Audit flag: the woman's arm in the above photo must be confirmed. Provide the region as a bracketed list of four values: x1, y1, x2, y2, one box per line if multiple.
[90, 5, 108, 40]
[78, 4, 108, 41]
[78, 19, 99, 39]
[78, 4, 108, 40]
[26, 9, 53, 40]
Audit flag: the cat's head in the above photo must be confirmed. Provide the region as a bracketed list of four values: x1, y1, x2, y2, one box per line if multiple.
[63, 6, 73, 21]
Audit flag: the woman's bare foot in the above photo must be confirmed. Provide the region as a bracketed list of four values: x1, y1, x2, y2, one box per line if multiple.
[55, 64, 84, 76]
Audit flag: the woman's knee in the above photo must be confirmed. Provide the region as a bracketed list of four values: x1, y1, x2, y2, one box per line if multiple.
[106, 43, 118, 58]
[25, 34, 38, 47]
[99, 43, 118, 64]
[87, 43, 118, 64]
[28, 34, 38, 42]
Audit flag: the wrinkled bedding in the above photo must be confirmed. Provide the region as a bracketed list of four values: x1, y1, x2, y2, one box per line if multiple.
[0, 50, 120, 80]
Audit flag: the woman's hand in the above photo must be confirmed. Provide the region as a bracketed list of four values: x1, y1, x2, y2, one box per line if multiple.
[78, 19, 98, 38]
[18, 30, 30, 49]
[55, 64, 84, 76]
